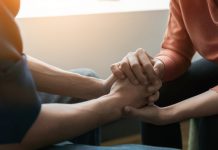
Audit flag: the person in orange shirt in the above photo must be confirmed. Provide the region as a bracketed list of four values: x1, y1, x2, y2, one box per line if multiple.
[112, 0, 218, 149]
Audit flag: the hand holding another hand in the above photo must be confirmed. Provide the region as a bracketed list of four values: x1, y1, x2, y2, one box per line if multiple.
[111, 48, 164, 103]
[109, 77, 159, 109]
[123, 104, 174, 125]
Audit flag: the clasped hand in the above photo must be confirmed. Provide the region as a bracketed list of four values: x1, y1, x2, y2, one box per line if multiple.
[108, 48, 170, 125]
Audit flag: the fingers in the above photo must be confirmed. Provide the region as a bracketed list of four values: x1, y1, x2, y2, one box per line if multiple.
[124, 106, 145, 120]
[123, 105, 163, 125]
[147, 79, 162, 93]
[153, 58, 165, 79]
[126, 52, 148, 85]
[147, 91, 160, 104]
[119, 57, 139, 85]
[137, 48, 159, 84]
[111, 48, 163, 89]
[111, 63, 125, 79]
[111, 56, 139, 85]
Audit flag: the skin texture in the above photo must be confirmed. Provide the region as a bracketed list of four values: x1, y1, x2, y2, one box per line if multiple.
[112, 1, 218, 125]
[0, 1, 154, 149]
[124, 90, 218, 125]
[111, 48, 164, 103]
[27, 56, 114, 99]
[0, 78, 152, 150]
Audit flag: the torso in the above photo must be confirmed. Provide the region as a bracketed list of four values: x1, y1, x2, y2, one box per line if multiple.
[2, 0, 20, 16]
[180, 0, 218, 62]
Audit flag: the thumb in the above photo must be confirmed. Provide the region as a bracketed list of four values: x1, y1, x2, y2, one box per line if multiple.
[153, 60, 164, 79]
[123, 106, 144, 119]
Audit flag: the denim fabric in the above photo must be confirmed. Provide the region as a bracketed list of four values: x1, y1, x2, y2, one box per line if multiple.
[142, 58, 218, 149]
[43, 144, 178, 150]
[0, 55, 41, 144]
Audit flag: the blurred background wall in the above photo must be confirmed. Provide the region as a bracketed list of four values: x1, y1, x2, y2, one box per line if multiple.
[17, 10, 169, 78]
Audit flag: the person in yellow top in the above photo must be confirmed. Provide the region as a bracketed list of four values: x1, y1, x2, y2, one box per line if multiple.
[0, 0, 161, 150]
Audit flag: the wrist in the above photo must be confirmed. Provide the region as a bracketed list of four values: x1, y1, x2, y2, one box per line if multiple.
[96, 75, 117, 98]
[160, 105, 178, 125]
[97, 92, 124, 122]
[103, 75, 117, 94]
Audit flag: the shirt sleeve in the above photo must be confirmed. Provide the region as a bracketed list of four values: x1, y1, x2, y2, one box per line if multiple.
[155, 0, 195, 82]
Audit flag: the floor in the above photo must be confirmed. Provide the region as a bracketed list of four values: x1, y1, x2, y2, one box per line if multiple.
[101, 121, 190, 150]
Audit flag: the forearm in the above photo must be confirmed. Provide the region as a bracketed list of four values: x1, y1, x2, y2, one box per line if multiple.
[27, 55, 106, 99]
[19, 93, 123, 150]
[166, 90, 218, 123]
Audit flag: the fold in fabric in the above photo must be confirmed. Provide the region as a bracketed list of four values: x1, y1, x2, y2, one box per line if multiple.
[0, 55, 41, 144]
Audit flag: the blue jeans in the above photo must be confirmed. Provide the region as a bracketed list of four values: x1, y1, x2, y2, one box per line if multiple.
[43, 144, 178, 150]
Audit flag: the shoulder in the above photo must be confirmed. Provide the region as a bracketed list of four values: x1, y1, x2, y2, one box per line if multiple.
[2, 0, 20, 17]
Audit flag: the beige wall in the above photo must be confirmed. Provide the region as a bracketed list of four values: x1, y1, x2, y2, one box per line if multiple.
[17, 10, 169, 78]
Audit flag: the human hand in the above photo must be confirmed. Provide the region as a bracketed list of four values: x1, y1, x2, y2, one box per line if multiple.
[111, 48, 164, 94]
[102, 74, 117, 95]
[123, 104, 174, 125]
[109, 79, 159, 109]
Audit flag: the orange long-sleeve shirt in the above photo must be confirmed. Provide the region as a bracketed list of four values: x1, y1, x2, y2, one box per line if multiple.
[155, 0, 218, 91]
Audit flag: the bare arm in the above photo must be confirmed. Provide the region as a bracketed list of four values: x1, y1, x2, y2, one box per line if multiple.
[124, 90, 218, 125]
[168, 90, 218, 123]
[27, 56, 115, 99]
[0, 78, 151, 150]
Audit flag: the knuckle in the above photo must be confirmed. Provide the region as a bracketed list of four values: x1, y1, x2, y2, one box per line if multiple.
[137, 48, 144, 52]
[156, 80, 162, 89]
[127, 52, 134, 56]
[110, 64, 116, 69]
[142, 63, 151, 69]
[137, 48, 147, 54]
[131, 63, 139, 70]
[120, 62, 128, 69]
[155, 93, 160, 100]
[138, 75, 146, 83]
